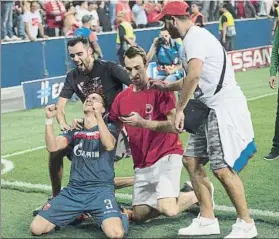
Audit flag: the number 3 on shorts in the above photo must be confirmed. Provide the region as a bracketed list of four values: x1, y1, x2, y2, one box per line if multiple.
[104, 199, 113, 209]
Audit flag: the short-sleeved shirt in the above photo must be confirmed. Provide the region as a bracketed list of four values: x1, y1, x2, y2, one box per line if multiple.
[74, 27, 98, 42]
[109, 85, 183, 169]
[182, 26, 236, 103]
[62, 123, 118, 189]
[132, 4, 147, 26]
[23, 10, 42, 39]
[221, 15, 228, 26]
[59, 60, 130, 109]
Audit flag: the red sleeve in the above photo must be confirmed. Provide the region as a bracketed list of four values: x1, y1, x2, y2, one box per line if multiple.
[158, 91, 176, 116]
[89, 31, 98, 42]
[109, 95, 120, 122]
[44, 2, 52, 14]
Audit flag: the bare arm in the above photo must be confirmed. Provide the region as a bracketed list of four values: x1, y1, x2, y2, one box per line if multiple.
[141, 109, 177, 133]
[91, 41, 103, 58]
[38, 23, 47, 38]
[56, 97, 70, 130]
[222, 22, 227, 41]
[94, 106, 116, 151]
[45, 105, 69, 152]
[45, 126, 69, 152]
[146, 43, 156, 63]
[25, 22, 35, 41]
[176, 58, 202, 112]
[120, 109, 177, 133]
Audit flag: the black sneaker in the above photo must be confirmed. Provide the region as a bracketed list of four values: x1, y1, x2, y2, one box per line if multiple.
[264, 149, 279, 161]
[33, 196, 53, 216]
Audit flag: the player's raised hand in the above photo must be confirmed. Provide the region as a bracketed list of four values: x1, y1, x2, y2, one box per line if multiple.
[45, 105, 57, 119]
[93, 102, 104, 117]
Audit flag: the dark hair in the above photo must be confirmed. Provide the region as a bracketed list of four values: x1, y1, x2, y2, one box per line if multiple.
[65, 2, 73, 12]
[124, 46, 147, 65]
[67, 36, 89, 48]
[83, 78, 107, 109]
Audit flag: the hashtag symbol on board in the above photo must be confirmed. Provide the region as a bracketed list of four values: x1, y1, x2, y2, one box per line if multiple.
[37, 81, 51, 105]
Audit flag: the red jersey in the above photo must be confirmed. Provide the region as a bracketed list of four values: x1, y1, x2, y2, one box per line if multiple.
[45, 1, 66, 29]
[109, 85, 183, 169]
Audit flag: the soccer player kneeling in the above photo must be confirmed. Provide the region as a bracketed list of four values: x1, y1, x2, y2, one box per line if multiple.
[30, 89, 128, 239]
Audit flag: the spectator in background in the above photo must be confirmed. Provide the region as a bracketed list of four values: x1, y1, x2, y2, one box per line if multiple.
[44, 0, 66, 37]
[145, 0, 161, 27]
[1, 1, 21, 41]
[23, 1, 48, 41]
[265, 26, 279, 161]
[115, 0, 134, 27]
[63, 2, 80, 36]
[190, 2, 205, 27]
[88, 1, 100, 32]
[13, 1, 26, 39]
[146, 29, 184, 83]
[74, 15, 103, 59]
[219, 3, 236, 51]
[97, 0, 112, 32]
[75, 1, 89, 24]
[109, 0, 117, 29]
[244, 1, 258, 18]
[132, 0, 148, 28]
[116, 11, 136, 66]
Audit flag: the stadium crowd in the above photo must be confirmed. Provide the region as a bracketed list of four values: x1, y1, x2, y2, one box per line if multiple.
[1, 0, 278, 42]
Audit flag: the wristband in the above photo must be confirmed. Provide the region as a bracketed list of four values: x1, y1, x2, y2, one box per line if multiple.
[45, 118, 53, 125]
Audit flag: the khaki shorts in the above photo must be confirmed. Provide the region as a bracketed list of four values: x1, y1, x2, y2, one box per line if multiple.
[132, 154, 183, 209]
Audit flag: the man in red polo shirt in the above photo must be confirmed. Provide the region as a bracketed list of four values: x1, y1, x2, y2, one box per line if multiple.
[109, 46, 197, 223]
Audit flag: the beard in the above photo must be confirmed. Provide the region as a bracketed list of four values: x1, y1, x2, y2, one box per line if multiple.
[166, 23, 181, 39]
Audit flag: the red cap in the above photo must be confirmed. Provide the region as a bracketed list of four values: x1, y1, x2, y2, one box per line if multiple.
[153, 1, 189, 22]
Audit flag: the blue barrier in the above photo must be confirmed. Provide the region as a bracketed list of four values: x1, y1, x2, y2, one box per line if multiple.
[2, 18, 273, 88]
[22, 76, 66, 109]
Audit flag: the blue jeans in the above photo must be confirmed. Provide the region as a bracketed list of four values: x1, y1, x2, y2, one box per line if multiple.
[14, 14, 26, 38]
[1, 1, 14, 38]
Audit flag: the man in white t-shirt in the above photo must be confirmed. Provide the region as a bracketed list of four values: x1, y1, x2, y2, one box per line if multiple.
[75, 1, 90, 24]
[23, 1, 48, 41]
[152, 1, 258, 238]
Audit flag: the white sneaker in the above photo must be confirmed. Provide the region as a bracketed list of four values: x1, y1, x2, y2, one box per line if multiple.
[3, 36, 11, 41]
[178, 214, 220, 236]
[10, 35, 21, 41]
[225, 218, 258, 238]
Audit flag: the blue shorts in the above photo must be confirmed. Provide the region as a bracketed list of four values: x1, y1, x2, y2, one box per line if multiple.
[38, 186, 122, 228]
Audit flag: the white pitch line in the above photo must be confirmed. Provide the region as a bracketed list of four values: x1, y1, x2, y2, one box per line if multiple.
[2, 146, 46, 158]
[247, 92, 277, 101]
[1, 159, 14, 175]
[0, 92, 277, 160]
[1, 178, 279, 218]
[1, 91, 279, 219]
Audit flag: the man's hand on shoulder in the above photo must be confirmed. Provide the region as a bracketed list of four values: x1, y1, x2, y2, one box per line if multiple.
[148, 79, 169, 91]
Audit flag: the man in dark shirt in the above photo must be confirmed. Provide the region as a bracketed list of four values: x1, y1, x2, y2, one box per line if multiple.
[33, 36, 134, 216]
[30, 91, 129, 238]
[97, 1, 112, 32]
